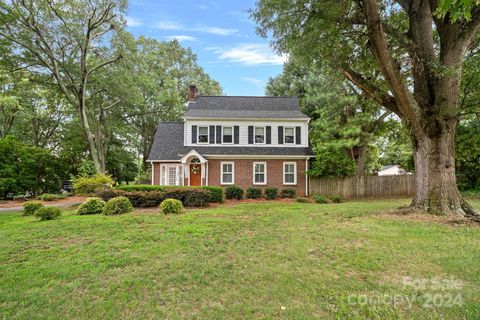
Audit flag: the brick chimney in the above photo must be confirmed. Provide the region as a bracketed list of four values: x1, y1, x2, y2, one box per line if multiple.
[188, 85, 198, 102]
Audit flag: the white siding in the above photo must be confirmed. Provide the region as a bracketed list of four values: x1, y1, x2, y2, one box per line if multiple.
[184, 120, 310, 147]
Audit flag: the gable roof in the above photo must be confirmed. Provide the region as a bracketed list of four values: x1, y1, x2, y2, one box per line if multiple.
[184, 96, 309, 119]
[147, 122, 314, 161]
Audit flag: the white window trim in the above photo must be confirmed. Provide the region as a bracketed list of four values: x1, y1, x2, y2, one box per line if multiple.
[220, 161, 235, 185]
[254, 126, 266, 145]
[283, 161, 297, 185]
[253, 161, 267, 185]
[284, 127, 295, 144]
[222, 126, 234, 144]
[197, 126, 209, 144]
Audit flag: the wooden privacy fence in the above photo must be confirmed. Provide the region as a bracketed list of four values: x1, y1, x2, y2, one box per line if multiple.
[309, 175, 415, 198]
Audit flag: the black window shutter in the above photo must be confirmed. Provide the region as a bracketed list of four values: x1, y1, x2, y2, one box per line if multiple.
[192, 125, 197, 144]
[248, 126, 254, 144]
[278, 126, 284, 144]
[234, 126, 239, 144]
[216, 125, 221, 144]
[209, 126, 215, 144]
[266, 126, 271, 144]
[295, 126, 301, 144]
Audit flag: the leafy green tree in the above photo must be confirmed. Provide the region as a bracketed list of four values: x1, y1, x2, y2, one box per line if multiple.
[0, 137, 67, 198]
[253, 0, 480, 215]
[0, 0, 127, 173]
[267, 59, 388, 176]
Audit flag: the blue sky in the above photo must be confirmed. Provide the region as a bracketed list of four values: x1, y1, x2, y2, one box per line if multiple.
[125, 0, 285, 96]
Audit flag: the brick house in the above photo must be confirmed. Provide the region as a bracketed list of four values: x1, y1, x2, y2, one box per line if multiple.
[147, 85, 314, 196]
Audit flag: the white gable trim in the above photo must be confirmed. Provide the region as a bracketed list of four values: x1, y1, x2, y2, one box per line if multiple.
[180, 149, 207, 164]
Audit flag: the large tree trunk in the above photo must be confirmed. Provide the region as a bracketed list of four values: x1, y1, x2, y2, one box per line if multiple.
[355, 144, 367, 176]
[410, 120, 476, 216]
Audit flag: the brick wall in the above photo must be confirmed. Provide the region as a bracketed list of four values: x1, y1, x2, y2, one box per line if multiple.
[208, 159, 307, 196]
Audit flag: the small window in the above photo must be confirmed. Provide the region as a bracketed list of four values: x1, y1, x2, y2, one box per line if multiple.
[283, 162, 297, 185]
[222, 127, 233, 144]
[253, 162, 266, 185]
[284, 127, 295, 144]
[221, 162, 234, 184]
[254, 127, 265, 144]
[198, 126, 209, 143]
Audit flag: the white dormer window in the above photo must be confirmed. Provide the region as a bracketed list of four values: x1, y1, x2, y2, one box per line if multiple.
[284, 127, 295, 144]
[222, 126, 233, 144]
[198, 126, 209, 144]
[254, 126, 265, 144]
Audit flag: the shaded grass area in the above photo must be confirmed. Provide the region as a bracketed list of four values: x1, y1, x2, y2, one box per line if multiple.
[0, 199, 479, 319]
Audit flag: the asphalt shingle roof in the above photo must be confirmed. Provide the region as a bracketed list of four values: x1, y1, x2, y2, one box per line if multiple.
[184, 96, 309, 119]
[147, 122, 314, 161]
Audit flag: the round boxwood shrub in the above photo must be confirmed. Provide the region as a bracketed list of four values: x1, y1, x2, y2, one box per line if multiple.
[103, 196, 133, 215]
[328, 195, 343, 203]
[160, 198, 183, 214]
[77, 197, 105, 215]
[246, 187, 262, 199]
[315, 195, 328, 204]
[23, 201, 44, 216]
[264, 187, 278, 200]
[225, 186, 243, 200]
[280, 188, 296, 198]
[35, 206, 62, 221]
[73, 174, 114, 196]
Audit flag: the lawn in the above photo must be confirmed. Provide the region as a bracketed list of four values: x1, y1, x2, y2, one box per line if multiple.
[1, 199, 479, 319]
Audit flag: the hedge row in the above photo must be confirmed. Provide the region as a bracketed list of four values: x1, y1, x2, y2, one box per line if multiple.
[98, 187, 212, 207]
[225, 186, 296, 200]
[115, 185, 223, 203]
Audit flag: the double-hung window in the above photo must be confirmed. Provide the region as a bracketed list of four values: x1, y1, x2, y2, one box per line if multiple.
[284, 127, 295, 144]
[283, 162, 297, 185]
[222, 127, 233, 144]
[254, 126, 265, 144]
[221, 162, 234, 184]
[253, 162, 267, 185]
[198, 126, 209, 144]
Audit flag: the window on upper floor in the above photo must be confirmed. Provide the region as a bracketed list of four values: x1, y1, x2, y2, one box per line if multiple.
[198, 126, 209, 143]
[222, 126, 233, 144]
[284, 127, 295, 144]
[254, 126, 265, 144]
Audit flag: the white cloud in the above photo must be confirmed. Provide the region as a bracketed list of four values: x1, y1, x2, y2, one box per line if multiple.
[165, 35, 198, 42]
[126, 16, 143, 27]
[210, 44, 287, 66]
[199, 27, 238, 35]
[154, 20, 238, 36]
[155, 20, 183, 30]
[241, 77, 264, 88]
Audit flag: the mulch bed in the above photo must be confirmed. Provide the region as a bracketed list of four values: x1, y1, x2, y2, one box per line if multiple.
[0, 196, 88, 209]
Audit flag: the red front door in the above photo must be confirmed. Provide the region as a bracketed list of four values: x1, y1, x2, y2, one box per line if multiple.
[190, 164, 201, 186]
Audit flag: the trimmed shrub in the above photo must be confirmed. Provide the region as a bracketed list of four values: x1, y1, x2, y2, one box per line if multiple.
[315, 195, 328, 204]
[37, 193, 67, 201]
[116, 185, 166, 192]
[35, 206, 62, 221]
[328, 195, 343, 203]
[280, 188, 296, 198]
[160, 198, 183, 214]
[225, 186, 243, 200]
[23, 201, 44, 216]
[201, 186, 223, 203]
[265, 187, 278, 200]
[246, 187, 262, 199]
[116, 185, 224, 203]
[73, 174, 114, 196]
[98, 188, 211, 208]
[77, 197, 105, 215]
[103, 197, 133, 215]
[296, 197, 311, 203]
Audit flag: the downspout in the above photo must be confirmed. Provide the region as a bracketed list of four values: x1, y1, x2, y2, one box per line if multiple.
[305, 158, 309, 196]
[151, 162, 154, 185]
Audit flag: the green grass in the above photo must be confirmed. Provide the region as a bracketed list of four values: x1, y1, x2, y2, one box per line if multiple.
[1, 199, 479, 319]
